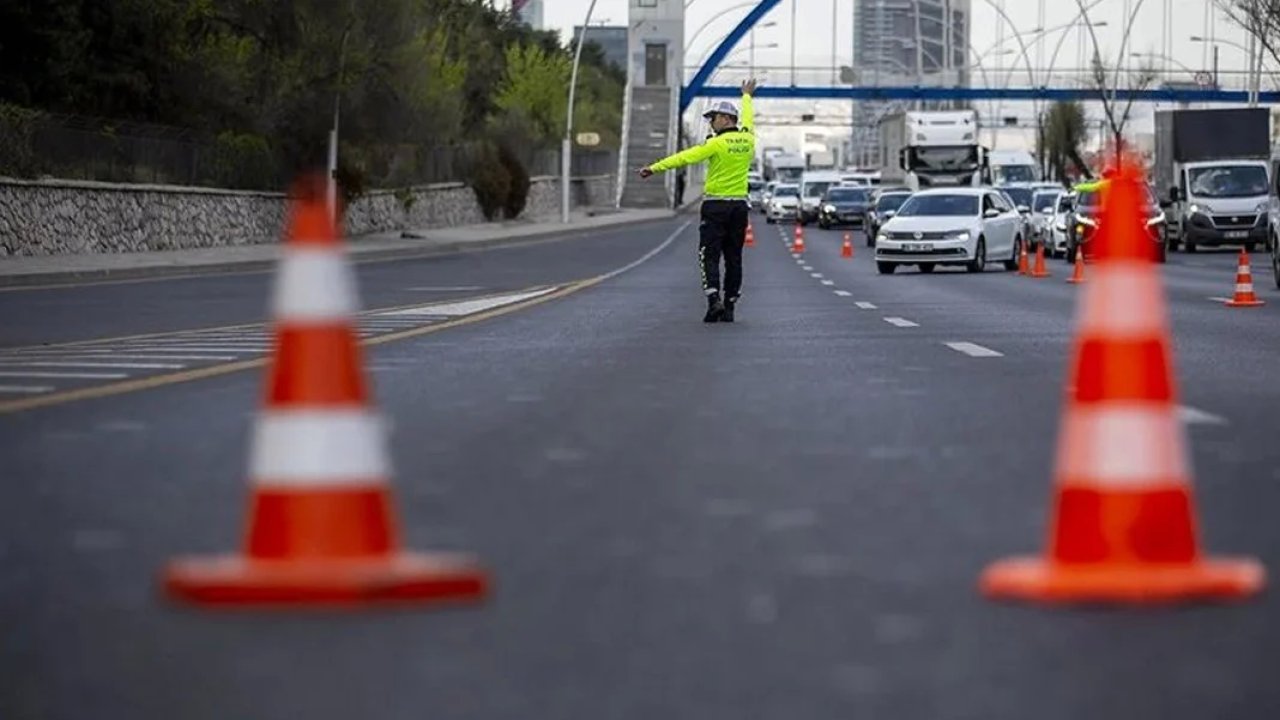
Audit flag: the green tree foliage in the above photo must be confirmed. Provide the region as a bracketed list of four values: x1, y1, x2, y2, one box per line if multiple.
[0, 0, 623, 196]
[1039, 101, 1090, 183]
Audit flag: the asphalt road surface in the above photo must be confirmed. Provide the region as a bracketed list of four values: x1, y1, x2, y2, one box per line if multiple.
[4, 213, 1280, 719]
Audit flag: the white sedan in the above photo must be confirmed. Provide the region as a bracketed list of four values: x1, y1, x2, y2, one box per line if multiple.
[874, 188, 1025, 274]
[765, 184, 801, 223]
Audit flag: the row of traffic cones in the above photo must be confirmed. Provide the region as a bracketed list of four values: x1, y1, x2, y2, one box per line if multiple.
[164, 171, 1267, 611]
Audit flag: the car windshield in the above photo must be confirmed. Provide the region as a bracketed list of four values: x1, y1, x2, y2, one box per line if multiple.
[1077, 187, 1159, 213]
[826, 188, 868, 202]
[896, 194, 979, 217]
[1033, 191, 1061, 212]
[803, 181, 833, 197]
[1188, 165, 1269, 198]
[748, 180, 764, 192]
[995, 165, 1037, 183]
[1001, 187, 1035, 208]
[773, 185, 799, 198]
[877, 193, 911, 211]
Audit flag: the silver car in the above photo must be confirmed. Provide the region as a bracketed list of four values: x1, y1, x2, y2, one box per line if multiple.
[1030, 188, 1063, 254]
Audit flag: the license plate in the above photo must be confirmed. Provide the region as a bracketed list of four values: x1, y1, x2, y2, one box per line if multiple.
[905, 242, 934, 251]
[1225, 230, 1249, 239]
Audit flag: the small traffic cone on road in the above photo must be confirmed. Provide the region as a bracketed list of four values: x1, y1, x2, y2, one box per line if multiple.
[1030, 243, 1052, 278]
[745, 223, 755, 248]
[793, 224, 806, 254]
[980, 163, 1265, 605]
[841, 232, 854, 258]
[1225, 248, 1265, 307]
[1018, 242, 1030, 275]
[1066, 251, 1086, 284]
[163, 177, 488, 608]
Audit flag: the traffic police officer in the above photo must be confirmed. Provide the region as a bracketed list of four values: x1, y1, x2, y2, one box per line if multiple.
[640, 80, 757, 322]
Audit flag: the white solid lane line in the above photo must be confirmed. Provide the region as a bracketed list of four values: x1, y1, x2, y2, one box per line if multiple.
[0, 354, 239, 362]
[0, 371, 129, 379]
[945, 342, 1004, 358]
[854, 301, 877, 309]
[833, 290, 852, 297]
[0, 361, 187, 369]
[0, 385, 54, 394]
[883, 317, 919, 328]
[1178, 405, 1229, 426]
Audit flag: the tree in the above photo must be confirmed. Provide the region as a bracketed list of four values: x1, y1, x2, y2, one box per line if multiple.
[494, 43, 570, 143]
[1216, 1, 1277, 94]
[1088, 52, 1158, 162]
[1038, 100, 1090, 183]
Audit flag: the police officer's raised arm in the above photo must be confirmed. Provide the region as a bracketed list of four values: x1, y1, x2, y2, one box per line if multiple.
[739, 79, 756, 133]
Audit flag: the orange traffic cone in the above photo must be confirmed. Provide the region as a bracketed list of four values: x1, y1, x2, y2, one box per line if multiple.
[841, 233, 854, 258]
[1030, 243, 1052, 278]
[1018, 242, 1030, 275]
[164, 178, 488, 608]
[1225, 248, 1265, 307]
[1066, 251, 1086, 284]
[745, 223, 755, 248]
[980, 164, 1264, 604]
[793, 224, 806, 254]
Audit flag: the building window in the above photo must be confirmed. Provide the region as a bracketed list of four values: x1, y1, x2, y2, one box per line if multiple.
[635, 0, 658, 7]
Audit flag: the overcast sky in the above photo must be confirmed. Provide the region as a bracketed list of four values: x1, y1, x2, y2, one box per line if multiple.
[535, 0, 1260, 79]
[514, 1, 1268, 151]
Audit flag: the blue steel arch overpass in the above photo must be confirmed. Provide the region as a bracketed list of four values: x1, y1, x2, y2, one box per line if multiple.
[681, 0, 1279, 113]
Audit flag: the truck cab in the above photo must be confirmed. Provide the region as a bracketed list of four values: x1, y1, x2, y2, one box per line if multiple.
[879, 110, 989, 191]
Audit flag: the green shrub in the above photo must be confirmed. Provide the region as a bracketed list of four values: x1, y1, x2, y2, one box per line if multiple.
[466, 143, 511, 221]
[209, 131, 278, 189]
[0, 103, 44, 177]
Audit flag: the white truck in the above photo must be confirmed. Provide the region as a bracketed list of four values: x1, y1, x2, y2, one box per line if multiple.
[1155, 108, 1272, 254]
[987, 149, 1039, 184]
[765, 152, 806, 183]
[878, 110, 988, 190]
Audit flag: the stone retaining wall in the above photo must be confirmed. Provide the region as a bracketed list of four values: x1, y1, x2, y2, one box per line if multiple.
[0, 174, 616, 257]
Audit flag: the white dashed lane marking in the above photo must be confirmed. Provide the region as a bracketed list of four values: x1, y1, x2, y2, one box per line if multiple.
[810, 272, 823, 278]
[821, 280, 835, 286]
[883, 317, 919, 328]
[854, 302, 877, 309]
[0, 385, 54, 394]
[945, 342, 1003, 358]
[833, 290, 852, 297]
[1178, 405, 1229, 426]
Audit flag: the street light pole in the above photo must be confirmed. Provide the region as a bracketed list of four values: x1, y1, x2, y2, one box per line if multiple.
[328, 26, 352, 225]
[563, 0, 599, 224]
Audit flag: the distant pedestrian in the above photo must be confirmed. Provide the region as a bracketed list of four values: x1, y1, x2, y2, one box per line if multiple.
[674, 170, 686, 209]
[639, 79, 758, 323]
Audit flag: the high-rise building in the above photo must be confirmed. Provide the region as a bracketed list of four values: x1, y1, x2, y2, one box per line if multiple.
[851, 0, 971, 166]
[514, 0, 544, 29]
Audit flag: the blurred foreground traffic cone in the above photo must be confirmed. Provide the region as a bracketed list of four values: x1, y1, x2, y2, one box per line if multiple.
[1225, 248, 1265, 307]
[1030, 243, 1051, 278]
[980, 165, 1264, 604]
[793, 224, 806, 254]
[1018, 242, 1030, 275]
[1066, 251, 1086, 284]
[841, 232, 854, 258]
[164, 177, 488, 608]
[745, 223, 755, 248]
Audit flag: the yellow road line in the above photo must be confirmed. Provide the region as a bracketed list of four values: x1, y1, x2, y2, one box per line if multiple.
[0, 278, 602, 415]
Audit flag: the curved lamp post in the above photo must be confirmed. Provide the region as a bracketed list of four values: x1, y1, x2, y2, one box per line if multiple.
[562, 0, 599, 224]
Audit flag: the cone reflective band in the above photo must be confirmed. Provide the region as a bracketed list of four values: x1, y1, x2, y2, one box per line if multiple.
[163, 179, 488, 608]
[841, 233, 853, 258]
[1226, 248, 1265, 307]
[980, 164, 1264, 604]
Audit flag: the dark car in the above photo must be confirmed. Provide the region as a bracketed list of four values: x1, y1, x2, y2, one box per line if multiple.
[865, 190, 913, 246]
[1066, 181, 1167, 263]
[817, 186, 871, 229]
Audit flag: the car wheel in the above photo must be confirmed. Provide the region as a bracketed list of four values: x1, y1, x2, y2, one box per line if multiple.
[1186, 240, 1197, 253]
[967, 238, 987, 273]
[876, 261, 897, 275]
[766, 217, 775, 224]
[918, 263, 935, 274]
[1246, 241, 1257, 253]
[1003, 236, 1021, 271]
[819, 219, 830, 230]
[1156, 243, 1167, 264]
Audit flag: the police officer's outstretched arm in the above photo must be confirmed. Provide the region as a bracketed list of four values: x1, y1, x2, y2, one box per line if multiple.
[639, 141, 717, 178]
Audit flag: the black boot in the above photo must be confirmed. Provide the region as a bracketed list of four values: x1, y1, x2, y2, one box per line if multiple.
[703, 293, 725, 323]
[721, 297, 736, 323]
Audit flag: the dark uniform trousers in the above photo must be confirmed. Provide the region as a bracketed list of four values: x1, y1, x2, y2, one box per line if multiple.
[698, 199, 749, 299]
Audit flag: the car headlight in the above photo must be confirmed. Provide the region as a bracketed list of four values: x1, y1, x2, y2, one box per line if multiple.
[876, 233, 888, 245]
[946, 230, 971, 241]
[823, 204, 836, 214]
[1077, 216, 1096, 227]
[1146, 215, 1165, 227]
[1189, 204, 1205, 215]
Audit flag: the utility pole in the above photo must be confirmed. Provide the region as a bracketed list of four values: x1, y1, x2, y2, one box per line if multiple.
[913, 0, 923, 110]
[790, 0, 797, 86]
[562, 0, 599, 223]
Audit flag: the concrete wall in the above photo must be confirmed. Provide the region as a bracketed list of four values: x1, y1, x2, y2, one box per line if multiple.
[0, 175, 615, 257]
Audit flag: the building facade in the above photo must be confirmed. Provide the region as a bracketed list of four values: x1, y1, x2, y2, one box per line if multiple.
[850, 0, 971, 166]
[514, 0, 543, 29]
[574, 25, 629, 73]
